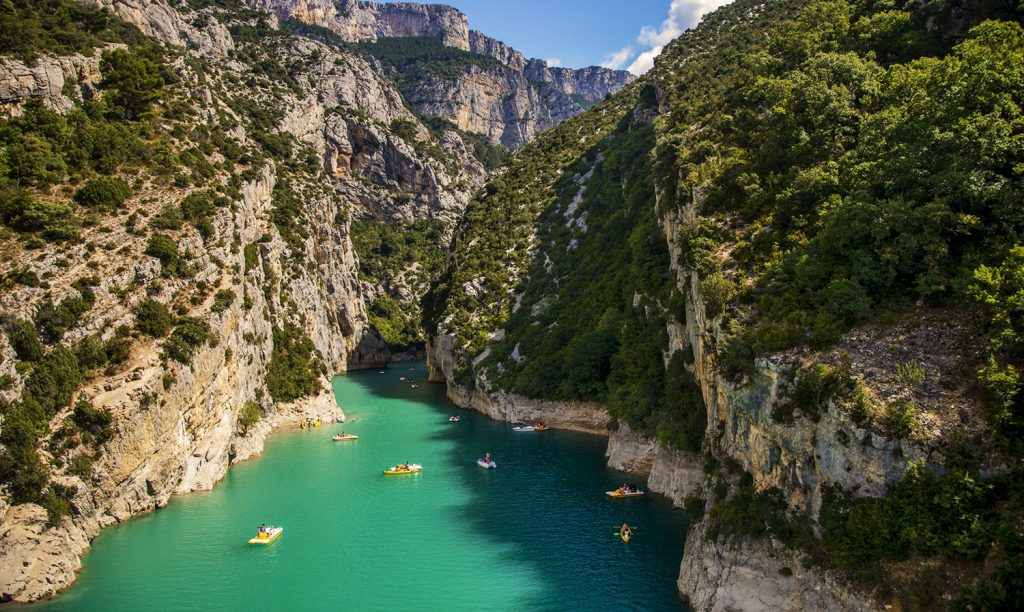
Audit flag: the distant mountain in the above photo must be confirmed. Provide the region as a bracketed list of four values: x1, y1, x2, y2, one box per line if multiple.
[249, 0, 634, 148]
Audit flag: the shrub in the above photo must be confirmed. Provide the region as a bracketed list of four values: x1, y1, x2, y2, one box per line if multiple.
[846, 380, 875, 425]
[237, 401, 261, 433]
[896, 360, 926, 388]
[210, 289, 236, 314]
[73, 177, 131, 212]
[72, 398, 113, 445]
[34, 289, 94, 343]
[265, 323, 325, 403]
[886, 400, 918, 438]
[163, 317, 214, 364]
[701, 272, 735, 319]
[67, 453, 94, 480]
[790, 363, 847, 419]
[0, 187, 79, 240]
[23, 346, 81, 416]
[244, 242, 260, 271]
[99, 48, 165, 120]
[135, 299, 174, 337]
[6, 318, 43, 361]
[145, 234, 182, 276]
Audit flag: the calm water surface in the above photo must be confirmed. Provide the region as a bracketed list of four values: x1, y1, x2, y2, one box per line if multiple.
[34, 361, 689, 610]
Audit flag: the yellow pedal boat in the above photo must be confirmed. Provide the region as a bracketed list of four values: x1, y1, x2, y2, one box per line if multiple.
[384, 463, 422, 475]
[606, 488, 645, 499]
[248, 526, 283, 544]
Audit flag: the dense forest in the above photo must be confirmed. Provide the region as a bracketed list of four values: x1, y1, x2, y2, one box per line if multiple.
[428, 0, 1024, 606]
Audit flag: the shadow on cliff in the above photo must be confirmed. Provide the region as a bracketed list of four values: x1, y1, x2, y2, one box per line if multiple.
[340, 361, 691, 610]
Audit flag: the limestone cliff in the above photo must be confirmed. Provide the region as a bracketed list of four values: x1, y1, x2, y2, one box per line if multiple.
[252, 0, 633, 148]
[0, 0, 484, 601]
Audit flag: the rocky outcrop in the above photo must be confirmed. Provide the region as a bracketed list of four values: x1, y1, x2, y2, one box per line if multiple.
[605, 422, 658, 474]
[252, 0, 632, 149]
[250, 0, 470, 49]
[524, 61, 634, 104]
[0, 51, 106, 114]
[605, 423, 704, 506]
[85, 0, 235, 57]
[468, 30, 525, 71]
[678, 521, 875, 612]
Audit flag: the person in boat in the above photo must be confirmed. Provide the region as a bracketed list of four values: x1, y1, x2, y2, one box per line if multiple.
[259, 523, 266, 534]
[484, 452, 492, 464]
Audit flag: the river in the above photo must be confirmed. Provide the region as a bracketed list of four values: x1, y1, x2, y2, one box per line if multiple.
[33, 361, 690, 610]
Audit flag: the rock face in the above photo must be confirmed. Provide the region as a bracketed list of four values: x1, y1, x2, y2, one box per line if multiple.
[251, 0, 471, 49]
[0, 0, 489, 601]
[0, 51, 105, 114]
[252, 0, 633, 148]
[678, 521, 875, 612]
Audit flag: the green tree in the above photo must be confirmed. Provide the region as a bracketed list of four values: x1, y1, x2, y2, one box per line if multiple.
[99, 48, 165, 120]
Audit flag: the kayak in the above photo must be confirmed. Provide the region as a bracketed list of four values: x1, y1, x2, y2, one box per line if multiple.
[449, 416, 461, 422]
[333, 433, 358, 441]
[384, 463, 422, 475]
[606, 489, 645, 498]
[477, 459, 497, 469]
[534, 425, 549, 431]
[248, 527, 282, 544]
[621, 528, 632, 543]
[512, 425, 535, 432]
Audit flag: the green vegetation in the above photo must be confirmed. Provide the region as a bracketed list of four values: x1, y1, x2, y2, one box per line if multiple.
[73, 177, 132, 212]
[357, 36, 504, 86]
[896, 360, 926, 388]
[145, 234, 183, 276]
[211, 289, 236, 314]
[35, 288, 95, 343]
[351, 218, 446, 349]
[420, 115, 509, 171]
[0, 0, 151, 63]
[135, 299, 174, 337]
[654, 1, 1024, 382]
[237, 401, 261, 434]
[270, 179, 308, 256]
[163, 317, 215, 364]
[969, 245, 1024, 439]
[426, 80, 641, 359]
[265, 323, 325, 403]
[367, 295, 419, 349]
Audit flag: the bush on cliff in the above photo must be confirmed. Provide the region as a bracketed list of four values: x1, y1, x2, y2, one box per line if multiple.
[265, 323, 325, 403]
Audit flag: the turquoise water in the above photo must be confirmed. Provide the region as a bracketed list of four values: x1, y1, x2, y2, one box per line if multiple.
[35, 362, 689, 610]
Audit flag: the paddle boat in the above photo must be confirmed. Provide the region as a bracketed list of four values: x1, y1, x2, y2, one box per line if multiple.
[606, 486, 645, 498]
[248, 526, 282, 544]
[512, 424, 536, 432]
[333, 433, 358, 441]
[449, 415, 461, 422]
[384, 463, 422, 475]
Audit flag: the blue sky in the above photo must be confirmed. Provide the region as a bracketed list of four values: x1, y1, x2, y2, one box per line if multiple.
[382, 1, 734, 74]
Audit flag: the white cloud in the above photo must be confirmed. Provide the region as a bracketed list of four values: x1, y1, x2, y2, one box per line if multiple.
[600, 46, 633, 70]
[603, 0, 733, 75]
[545, 57, 562, 67]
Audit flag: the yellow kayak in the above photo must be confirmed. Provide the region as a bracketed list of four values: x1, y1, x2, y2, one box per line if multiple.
[534, 425, 549, 431]
[621, 528, 633, 543]
[384, 463, 422, 475]
[606, 489, 645, 498]
[248, 527, 283, 544]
